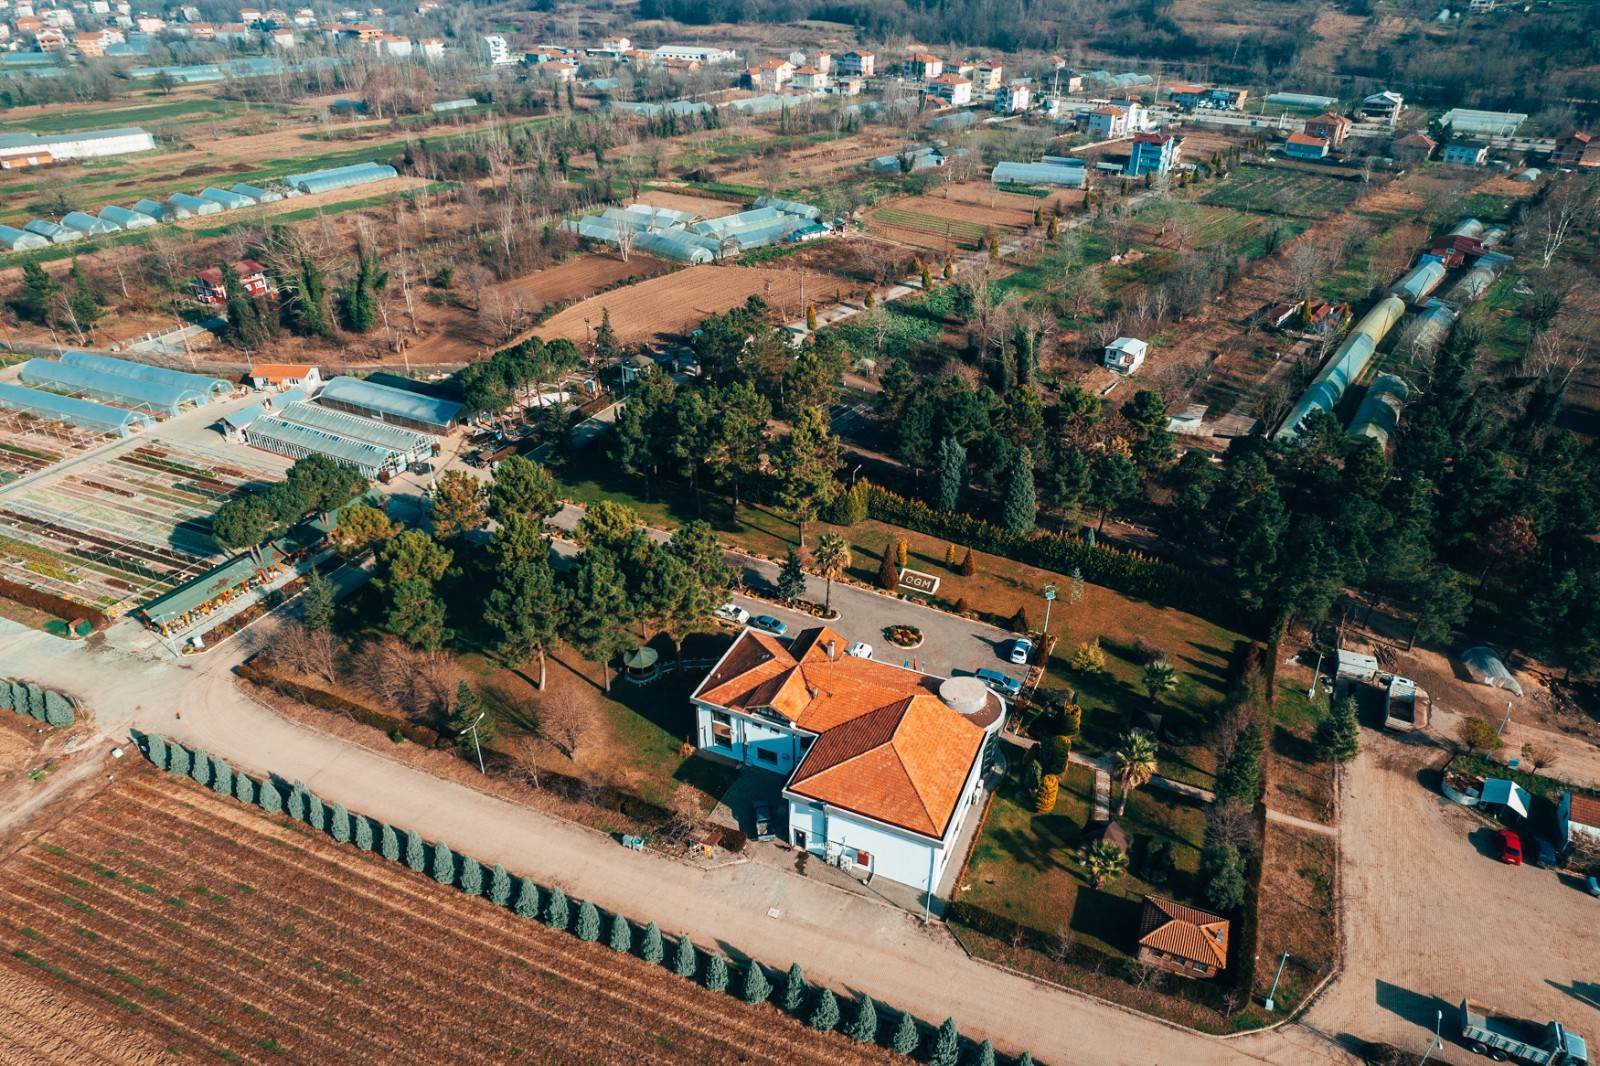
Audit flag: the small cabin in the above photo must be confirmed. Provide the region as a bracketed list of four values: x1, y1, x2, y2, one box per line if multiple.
[1103, 337, 1147, 375]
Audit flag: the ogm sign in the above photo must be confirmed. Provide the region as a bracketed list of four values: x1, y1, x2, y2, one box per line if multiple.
[898, 568, 940, 596]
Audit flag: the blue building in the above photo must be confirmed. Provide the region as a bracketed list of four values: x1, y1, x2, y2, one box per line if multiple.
[1125, 132, 1180, 177]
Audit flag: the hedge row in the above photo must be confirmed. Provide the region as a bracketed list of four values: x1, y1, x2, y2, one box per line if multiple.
[0, 575, 107, 631]
[132, 732, 1030, 1065]
[864, 486, 1250, 630]
[0, 679, 75, 728]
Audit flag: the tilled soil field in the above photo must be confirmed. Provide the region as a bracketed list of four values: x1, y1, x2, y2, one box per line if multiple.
[0, 771, 902, 1065]
[867, 181, 1082, 252]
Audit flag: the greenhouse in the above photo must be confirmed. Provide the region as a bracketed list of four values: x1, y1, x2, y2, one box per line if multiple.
[609, 99, 713, 118]
[244, 415, 406, 477]
[231, 183, 283, 203]
[0, 225, 48, 251]
[20, 358, 216, 416]
[0, 381, 154, 436]
[61, 211, 118, 235]
[24, 220, 81, 244]
[135, 198, 181, 221]
[273, 400, 433, 462]
[1441, 251, 1512, 307]
[60, 352, 232, 401]
[1440, 108, 1527, 137]
[99, 204, 157, 230]
[754, 196, 822, 221]
[1265, 92, 1338, 110]
[283, 162, 399, 195]
[1395, 300, 1456, 359]
[200, 186, 254, 211]
[991, 160, 1088, 188]
[1389, 260, 1446, 304]
[316, 376, 462, 434]
[1277, 296, 1406, 440]
[169, 192, 220, 216]
[1348, 373, 1409, 449]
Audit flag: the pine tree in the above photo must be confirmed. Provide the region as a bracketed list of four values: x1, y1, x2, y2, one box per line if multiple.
[1018, 1052, 1035, 1066]
[929, 1018, 960, 1066]
[845, 994, 878, 1043]
[703, 953, 729, 993]
[405, 829, 426, 872]
[488, 864, 511, 906]
[960, 547, 977, 576]
[936, 437, 967, 512]
[740, 961, 771, 1004]
[576, 900, 601, 941]
[890, 1011, 920, 1055]
[189, 748, 212, 787]
[259, 777, 283, 813]
[17, 260, 59, 325]
[330, 802, 351, 843]
[220, 262, 267, 350]
[1216, 722, 1264, 804]
[545, 887, 569, 930]
[459, 855, 483, 895]
[673, 934, 697, 978]
[971, 1039, 996, 1066]
[809, 987, 840, 1031]
[514, 877, 540, 918]
[340, 241, 386, 333]
[169, 744, 191, 778]
[593, 307, 620, 361]
[301, 569, 336, 631]
[379, 823, 400, 861]
[284, 254, 333, 337]
[306, 792, 325, 831]
[286, 780, 307, 821]
[877, 540, 900, 590]
[607, 912, 633, 952]
[144, 733, 168, 769]
[780, 962, 807, 1013]
[640, 921, 664, 964]
[233, 772, 255, 805]
[354, 816, 374, 852]
[1315, 694, 1361, 764]
[778, 547, 807, 602]
[1003, 449, 1037, 534]
[431, 840, 454, 884]
[210, 758, 232, 796]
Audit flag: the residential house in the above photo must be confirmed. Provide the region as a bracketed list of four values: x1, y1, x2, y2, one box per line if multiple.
[905, 52, 942, 80]
[339, 22, 381, 44]
[1085, 105, 1129, 139]
[1552, 130, 1600, 169]
[1563, 792, 1600, 847]
[791, 65, 829, 92]
[374, 35, 410, 57]
[926, 72, 972, 107]
[1103, 336, 1147, 374]
[268, 28, 295, 48]
[1137, 896, 1230, 979]
[418, 37, 443, 60]
[192, 260, 271, 305]
[691, 626, 1006, 894]
[1284, 132, 1329, 160]
[592, 35, 630, 55]
[1392, 132, 1437, 162]
[994, 82, 1030, 114]
[478, 33, 512, 65]
[812, 52, 832, 73]
[1126, 131, 1180, 176]
[36, 27, 67, 50]
[831, 75, 864, 96]
[836, 49, 874, 77]
[972, 59, 1003, 92]
[1359, 90, 1404, 126]
[1303, 112, 1351, 148]
[74, 30, 106, 54]
[544, 59, 578, 83]
[247, 363, 322, 391]
[1442, 141, 1489, 166]
[747, 57, 793, 92]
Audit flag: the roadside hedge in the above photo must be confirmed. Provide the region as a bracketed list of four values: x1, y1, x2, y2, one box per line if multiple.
[130, 732, 1027, 1065]
[235, 657, 443, 748]
[0, 575, 107, 632]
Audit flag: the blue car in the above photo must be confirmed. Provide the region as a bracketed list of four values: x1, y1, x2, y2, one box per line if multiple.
[749, 615, 789, 637]
[975, 668, 1021, 697]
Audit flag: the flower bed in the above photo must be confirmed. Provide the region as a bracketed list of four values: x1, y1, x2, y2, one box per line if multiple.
[884, 624, 923, 649]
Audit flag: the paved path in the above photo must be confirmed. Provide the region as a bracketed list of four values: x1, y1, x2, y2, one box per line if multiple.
[0, 616, 1354, 1066]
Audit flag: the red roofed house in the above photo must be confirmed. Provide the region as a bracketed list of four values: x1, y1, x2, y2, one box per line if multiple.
[192, 260, 271, 305]
[906, 53, 942, 80]
[1086, 105, 1129, 139]
[926, 72, 972, 107]
[1137, 896, 1231, 978]
[692, 626, 1006, 894]
[1284, 132, 1329, 160]
[1303, 112, 1351, 148]
[1552, 130, 1600, 169]
[246, 363, 322, 391]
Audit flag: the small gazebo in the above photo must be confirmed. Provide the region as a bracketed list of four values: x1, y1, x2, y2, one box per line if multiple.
[622, 646, 660, 684]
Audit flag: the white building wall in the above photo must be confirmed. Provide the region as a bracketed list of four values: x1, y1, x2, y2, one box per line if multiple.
[694, 702, 807, 775]
[24, 130, 155, 161]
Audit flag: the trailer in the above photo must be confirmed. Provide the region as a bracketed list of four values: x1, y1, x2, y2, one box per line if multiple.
[1383, 675, 1427, 731]
[1459, 999, 1589, 1065]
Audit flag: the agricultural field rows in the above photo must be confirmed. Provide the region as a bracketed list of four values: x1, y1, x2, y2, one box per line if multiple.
[1200, 164, 1361, 220]
[0, 771, 900, 1065]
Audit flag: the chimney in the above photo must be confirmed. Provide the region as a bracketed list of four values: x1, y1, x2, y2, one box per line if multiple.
[826, 640, 837, 662]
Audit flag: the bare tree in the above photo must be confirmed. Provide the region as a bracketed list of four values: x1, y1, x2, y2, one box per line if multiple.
[540, 699, 593, 760]
[274, 622, 341, 686]
[1524, 177, 1594, 268]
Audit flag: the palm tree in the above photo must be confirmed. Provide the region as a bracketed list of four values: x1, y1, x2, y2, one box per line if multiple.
[1112, 729, 1159, 817]
[1141, 660, 1178, 705]
[1084, 840, 1128, 889]
[812, 533, 851, 616]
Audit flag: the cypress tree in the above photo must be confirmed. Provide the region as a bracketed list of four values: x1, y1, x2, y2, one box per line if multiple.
[1002, 448, 1037, 534]
[514, 877, 540, 918]
[330, 802, 351, 843]
[809, 988, 840, 1032]
[259, 777, 283, 813]
[607, 912, 632, 953]
[845, 994, 878, 1043]
[890, 1011, 920, 1056]
[286, 780, 307, 821]
[673, 934, 698, 978]
[189, 748, 211, 787]
[233, 772, 255, 806]
[307, 792, 325, 832]
[459, 855, 483, 895]
[431, 840, 454, 884]
[1216, 722, 1264, 804]
[778, 547, 806, 603]
[935, 437, 967, 512]
[929, 1017, 960, 1066]
[877, 539, 899, 590]
[576, 900, 601, 941]
[545, 887, 569, 930]
[354, 816, 374, 852]
[703, 953, 729, 993]
[1018, 1052, 1035, 1066]
[740, 961, 771, 1004]
[144, 733, 167, 770]
[971, 1039, 996, 1066]
[779, 962, 807, 1013]
[379, 823, 400, 861]
[640, 921, 664, 964]
[405, 829, 426, 872]
[169, 744, 191, 778]
[488, 864, 511, 906]
[210, 758, 232, 796]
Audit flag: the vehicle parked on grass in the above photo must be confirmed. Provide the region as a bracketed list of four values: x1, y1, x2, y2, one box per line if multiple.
[975, 668, 1022, 698]
[1009, 637, 1033, 665]
[1457, 998, 1589, 1064]
[1498, 828, 1524, 865]
[713, 603, 750, 625]
[748, 615, 788, 637]
[847, 641, 873, 659]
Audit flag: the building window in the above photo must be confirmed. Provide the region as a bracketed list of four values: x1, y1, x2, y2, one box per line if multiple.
[755, 748, 778, 765]
[711, 711, 731, 725]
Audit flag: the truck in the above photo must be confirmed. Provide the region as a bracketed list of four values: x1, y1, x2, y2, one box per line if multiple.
[1383, 675, 1427, 732]
[1459, 999, 1590, 1065]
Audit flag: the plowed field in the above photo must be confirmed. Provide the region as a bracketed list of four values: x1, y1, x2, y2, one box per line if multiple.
[0, 770, 900, 1065]
[867, 181, 1084, 252]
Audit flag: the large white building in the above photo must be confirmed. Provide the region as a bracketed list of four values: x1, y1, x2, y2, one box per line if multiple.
[0, 126, 154, 164]
[692, 626, 1005, 895]
[652, 44, 737, 64]
[478, 34, 512, 65]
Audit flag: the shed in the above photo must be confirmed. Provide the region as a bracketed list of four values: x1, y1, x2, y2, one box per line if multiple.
[1103, 337, 1147, 374]
[1479, 779, 1531, 821]
[1336, 649, 1379, 681]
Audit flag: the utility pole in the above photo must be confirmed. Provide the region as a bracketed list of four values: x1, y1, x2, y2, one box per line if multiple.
[1041, 582, 1057, 638]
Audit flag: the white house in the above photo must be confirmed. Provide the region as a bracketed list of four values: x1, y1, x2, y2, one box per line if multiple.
[994, 82, 1030, 114]
[1104, 336, 1148, 374]
[926, 72, 972, 107]
[691, 626, 1005, 894]
[479, 34, 512, 65]
[247, 362, 322, 392]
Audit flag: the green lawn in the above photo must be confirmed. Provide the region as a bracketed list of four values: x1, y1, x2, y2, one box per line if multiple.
[0, 97, 250, 134]
[1201, 164, 1361, 220]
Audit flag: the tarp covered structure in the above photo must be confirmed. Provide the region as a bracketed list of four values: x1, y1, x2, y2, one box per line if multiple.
[0, 380, 153, 436]
[60, 351, 232, 400]
[1348, 373, 1409, 448]
[316, 375, 462, 434]
[20, 358, 210, 415]
[1460, 646, 1524, 696]
[283, 162, 399, 195]
[1479, 779, 1531, 819]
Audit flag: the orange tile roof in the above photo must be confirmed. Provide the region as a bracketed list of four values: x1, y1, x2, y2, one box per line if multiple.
[694, 627, 987, 838]
[1138, 896, 1230, 969]
[250, 363, 318, 382]
[1287, 132, 1327, 147]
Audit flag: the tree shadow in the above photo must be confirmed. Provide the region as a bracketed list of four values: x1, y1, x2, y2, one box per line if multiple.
[1069, 887, 1141, 954]
[1271, 722, 1319, 765]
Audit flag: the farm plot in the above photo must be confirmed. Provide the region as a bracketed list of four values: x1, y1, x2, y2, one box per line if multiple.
[866, 182, 1077, 252]
[1200, 163, 1362, 219]
[0, 412, 108, 485]
[0, 441, 288, 614]
[0, 771, 901, 1065]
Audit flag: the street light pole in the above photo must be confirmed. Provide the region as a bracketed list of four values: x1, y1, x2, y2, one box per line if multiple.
[459, 712, 486, 774]
[1308, 647, 1324, 700]
[1041, 583, 1057, 639]
[1264, 951, 1289, 1012]
[1419, 1009, 1444, 1065]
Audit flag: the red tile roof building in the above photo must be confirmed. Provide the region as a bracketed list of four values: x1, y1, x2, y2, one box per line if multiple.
[1137, 896, 1231, 978]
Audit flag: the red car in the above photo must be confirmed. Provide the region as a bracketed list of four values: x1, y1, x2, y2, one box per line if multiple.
[1496, 828, 1523, 866]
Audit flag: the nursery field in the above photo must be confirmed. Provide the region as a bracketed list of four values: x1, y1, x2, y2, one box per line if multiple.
[0, 440, 289, 614]
[1200, 163, 1362, 220]
[865, 182, 1082, 252]
[0, 771, 900, 1065]
[0, 412, 108, 485]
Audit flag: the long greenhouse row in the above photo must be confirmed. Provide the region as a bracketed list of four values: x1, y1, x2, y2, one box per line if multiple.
[0, 352, 233, 437]
[0, 162, 400, 253]
[563, 196, 827, 263]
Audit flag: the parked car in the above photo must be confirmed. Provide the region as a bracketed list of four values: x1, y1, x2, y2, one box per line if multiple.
[1586, 875, 1600, 899]
[1532, 836, 1559, 869]
[752, 801, 774, 842]
[749, 615, 789, 637]
[1009, 638, 1034, 665]
[847, 642, 873, 659]
[713, 603, 750, 625]
[1497, 828, 1524, 866]
[975, 668, 1022, 698]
